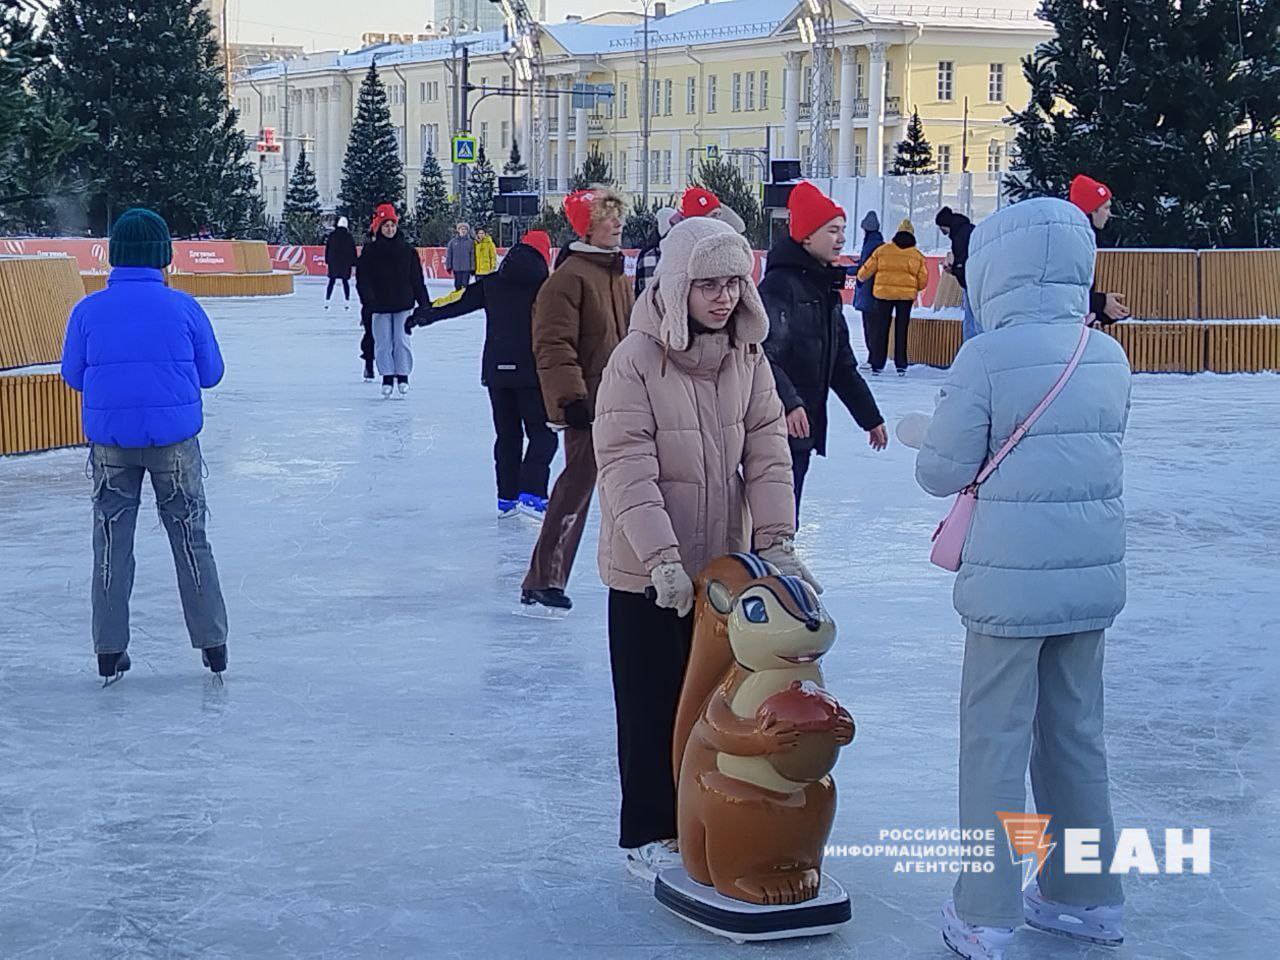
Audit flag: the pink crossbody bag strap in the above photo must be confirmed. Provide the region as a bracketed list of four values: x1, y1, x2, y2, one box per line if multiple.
[929, 323, 1091, 572]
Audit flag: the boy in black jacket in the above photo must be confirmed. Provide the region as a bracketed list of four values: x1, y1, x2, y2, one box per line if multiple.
[409, 231, 558, 518]
[760, 181, 887, 520]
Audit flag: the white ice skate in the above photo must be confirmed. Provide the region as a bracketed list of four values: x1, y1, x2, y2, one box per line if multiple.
[381, 383, 394, 399]
[941, 901, 1015, 960]
[1024, 882, 1124, 947]
[626, 840, 681, 884]
[397, 382, 410, 397]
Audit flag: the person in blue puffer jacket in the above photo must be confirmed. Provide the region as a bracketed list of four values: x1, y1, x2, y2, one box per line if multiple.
[61, 208, 229, 685]
[915, 198, 1132, 957]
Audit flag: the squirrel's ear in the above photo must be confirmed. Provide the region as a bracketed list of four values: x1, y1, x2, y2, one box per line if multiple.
[707, 580, 735, 615]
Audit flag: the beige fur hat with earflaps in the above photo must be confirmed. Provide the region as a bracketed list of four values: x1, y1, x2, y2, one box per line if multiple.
[652, 217, 768, 352]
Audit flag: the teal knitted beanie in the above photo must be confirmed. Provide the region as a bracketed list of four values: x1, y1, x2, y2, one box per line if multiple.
[109, 208, 173, 269]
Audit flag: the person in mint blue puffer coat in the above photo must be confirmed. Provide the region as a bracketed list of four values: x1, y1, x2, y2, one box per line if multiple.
[915, 197, 1132, 951]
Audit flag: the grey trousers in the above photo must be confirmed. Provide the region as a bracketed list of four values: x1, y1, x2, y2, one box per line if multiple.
[91, 439, 228, 655]
[372, 310, 414, 378]
[954, 628, 1124, 928]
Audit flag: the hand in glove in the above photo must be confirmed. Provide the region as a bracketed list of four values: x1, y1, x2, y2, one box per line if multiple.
[562, 399, 592, 431]
[650, 562, 695, 618]
[758, 538, 823, 595]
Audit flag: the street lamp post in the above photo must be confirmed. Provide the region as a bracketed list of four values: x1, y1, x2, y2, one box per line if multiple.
[637, 0, 653, 207]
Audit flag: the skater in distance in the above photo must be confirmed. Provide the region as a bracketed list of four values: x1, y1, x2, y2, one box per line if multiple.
[355, 204, 431, 398]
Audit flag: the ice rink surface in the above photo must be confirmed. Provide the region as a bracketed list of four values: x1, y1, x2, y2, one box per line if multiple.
[1, 280, 1276, 959]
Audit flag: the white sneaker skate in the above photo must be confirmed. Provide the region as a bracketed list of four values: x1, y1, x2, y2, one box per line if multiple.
[625, 839, 681, 884]
[397, 382, 410, 397]
[1024, 882, 1123, 946]
[381, 383, 394, 399]
[941, 901, 1016, 960]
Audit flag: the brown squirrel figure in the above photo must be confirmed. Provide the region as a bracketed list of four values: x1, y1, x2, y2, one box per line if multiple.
[675, 567, 855, 906]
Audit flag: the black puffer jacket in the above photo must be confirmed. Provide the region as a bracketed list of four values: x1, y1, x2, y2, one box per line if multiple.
[324, 226, 358, 278]
[936, 208, 974, 289]
[420, 242, 550, 389]
[355, 233, 430, 315]
[759, 237, 884, 457]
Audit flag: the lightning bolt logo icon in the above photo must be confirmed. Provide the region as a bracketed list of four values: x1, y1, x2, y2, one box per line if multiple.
[996, 812, 1056, 890]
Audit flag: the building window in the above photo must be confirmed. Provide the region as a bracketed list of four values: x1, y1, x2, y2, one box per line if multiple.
[420, 124, 428, 157]
[618, 149, 627, 183]
[686, 77, 696, 114]
[745, 72, 756, 111]
[760, 71, 769, 109]
[395, 125, 404, 155]
[989, 63, 1005, 102]
[664, 79, 673, 116]
[420, 82, 426, 102]
[501, 120, 510, 149]
[884, 61, 893, 101]
[987, 139, 1003, 178]
[707, 75, 718, 113]
[664, 149, 672, 184]
[652, 80, 661, 118]
[686, 147, 700, 180]
[938, 61, 954, 101]
[855, 61, 865, 99]
[938, 143, 952, 175]
[853, 142, 863, 177]
[480, 121, 489, 149]
[732, 73, 741, 112]
[804, 66, 813, 98]
[620, 82, 629, 117]
[650, 149, 661, 184]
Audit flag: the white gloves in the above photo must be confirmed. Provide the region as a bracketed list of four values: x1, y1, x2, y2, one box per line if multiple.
[758, 538, 824, 595]
[895, 411, 933, 450]
[650, 562, 695, 617]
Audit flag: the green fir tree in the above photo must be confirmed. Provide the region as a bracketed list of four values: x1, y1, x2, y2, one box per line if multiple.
[504, 140, 527, 177]
[413, 149, 454, 244]
[43, 0, 262, 236]
[466, 145, 498, 233]
[282, 145, 322, 243]
[1006, 0, 1280, 247]
[892, 110, 936, 175]
[569, 149, 614, 191]
[337, 63, 405, 234]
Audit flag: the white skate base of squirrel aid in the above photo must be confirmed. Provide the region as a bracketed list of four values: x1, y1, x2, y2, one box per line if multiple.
[654, 868, 850, 943]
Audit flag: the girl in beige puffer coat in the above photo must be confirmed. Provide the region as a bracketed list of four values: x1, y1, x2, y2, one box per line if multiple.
[593, 216, 821, 876]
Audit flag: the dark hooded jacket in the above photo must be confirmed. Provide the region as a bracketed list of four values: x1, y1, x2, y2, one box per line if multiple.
[419, 242, 550, 389]
[324, 226, 358, 278]
[936, 208, 975, 289]
[355, 232, 430, 315]
[759, 237, 884, 457]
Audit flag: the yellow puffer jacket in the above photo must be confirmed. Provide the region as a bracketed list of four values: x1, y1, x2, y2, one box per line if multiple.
[856, 234, 929, 302]
[475, 236, 498, 276]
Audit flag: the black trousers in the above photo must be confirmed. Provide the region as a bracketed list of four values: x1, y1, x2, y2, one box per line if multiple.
[488, 386, 558, 501]
[326, 276, 350, 301]
[359, 310, 375, 366]
[860, 309, 876, 364]
[792, 445, 812, 524]
[453, 271, 472, 290]
[608, 589, 694, 849]
[868, 299, 913, 372]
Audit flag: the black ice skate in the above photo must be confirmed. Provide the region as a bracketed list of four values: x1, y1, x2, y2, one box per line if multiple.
[98, 651, 131, 687]
[519, 588, 572, 618]
[201, 645, 228, 683]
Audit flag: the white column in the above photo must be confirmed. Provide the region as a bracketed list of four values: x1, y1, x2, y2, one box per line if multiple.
[783, 52, 802, 159]
[837, 47, 856, 177]
[329, 83, 344, 206]
[867, 41, 887, 179]
[573, 74, 589, 175]
[517, 83, 532, 177]
[556, 77, 571, 191]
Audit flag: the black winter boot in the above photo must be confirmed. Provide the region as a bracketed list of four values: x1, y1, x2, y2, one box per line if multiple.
[201, 645, 228, 677]
[98, 651, 131, 686]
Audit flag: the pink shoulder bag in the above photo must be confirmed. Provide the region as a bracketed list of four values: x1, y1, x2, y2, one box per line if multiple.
[930, 324, 1091, 572]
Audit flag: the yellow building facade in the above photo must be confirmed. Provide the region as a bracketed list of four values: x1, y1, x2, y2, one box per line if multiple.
[234, 0, 1049, 219]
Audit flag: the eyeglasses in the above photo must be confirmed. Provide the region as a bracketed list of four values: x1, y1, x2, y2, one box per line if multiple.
[692, 277, 743, 301]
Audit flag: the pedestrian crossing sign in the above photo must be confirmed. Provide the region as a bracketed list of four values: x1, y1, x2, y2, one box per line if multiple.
[705, 144, 721, 161]
[452, 134, 478, 165]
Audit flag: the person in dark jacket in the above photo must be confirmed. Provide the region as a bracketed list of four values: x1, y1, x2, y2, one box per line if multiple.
[935, 206, 977, 340]
[409, 231, 559, 519]
[851, 210, 884, 366]
[324, 216, 358, 310]
[60, 208, 229, 684]
[445, 222, 477, 290]
[355, 204, 431, 398]
[760, 181, 888, 520]
[1069, 175, 1130, 327]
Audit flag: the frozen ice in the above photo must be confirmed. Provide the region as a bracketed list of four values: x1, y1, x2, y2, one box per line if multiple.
[0, 281, 1276, 958]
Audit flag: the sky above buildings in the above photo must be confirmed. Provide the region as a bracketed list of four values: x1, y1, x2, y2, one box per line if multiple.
[229, 0, 694, 49]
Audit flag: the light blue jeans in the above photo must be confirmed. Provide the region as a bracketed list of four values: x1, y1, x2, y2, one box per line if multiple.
[90, 439, 228, 655]
[961, 290, 982, 341]
[954, 629, 1124, 927]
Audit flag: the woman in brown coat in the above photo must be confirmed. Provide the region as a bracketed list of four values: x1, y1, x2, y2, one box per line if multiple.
[593, 217, 821, 881]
